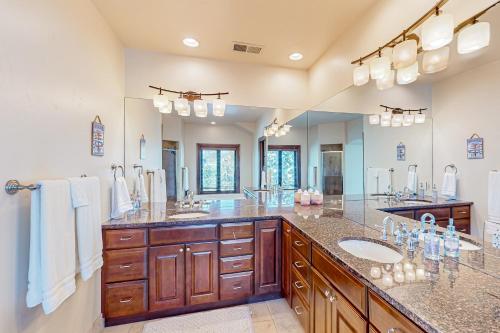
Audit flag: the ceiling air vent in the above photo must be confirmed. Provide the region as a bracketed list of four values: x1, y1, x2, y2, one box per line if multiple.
[233, 42, 263, 55]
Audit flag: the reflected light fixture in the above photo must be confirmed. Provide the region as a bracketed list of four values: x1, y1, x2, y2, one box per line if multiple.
[415, 112, 426, 124]
[376, 70, 395, 91]
[392, 38, 417, 69]
[380, 119, 391, 127]
[422, 46, 450, 74]
[458, 21, 490, 54]
[397, 62, 419, 85]
[371, 105, 427, 128]
[153, 89, 169, 108]
[183, 37, 199, 48]
[403, 113, 415, 126]
[368, 114, 380, 125]
[353, 61, 370, 86]
[422, 11, 454, 51]
[370, 52, 391, 80]
[212, 95, 226, 117]
[289, 52, 303, 61]
[194, 99, 208, 117]
[159, 102, 172, 114]
[175, 96, 190, 116]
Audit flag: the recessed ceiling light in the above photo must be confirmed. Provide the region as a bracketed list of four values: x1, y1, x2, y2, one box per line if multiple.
[289, 52, 303, 61]
[210, 121, 216, 125]
[183, 37, 199, 48]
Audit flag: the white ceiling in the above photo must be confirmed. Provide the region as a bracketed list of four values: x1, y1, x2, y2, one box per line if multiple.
[92, 0, 376, 69]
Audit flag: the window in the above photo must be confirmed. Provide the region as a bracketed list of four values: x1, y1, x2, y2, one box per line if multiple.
[267, 145, 300, 189]
[197, 144, 240, 194]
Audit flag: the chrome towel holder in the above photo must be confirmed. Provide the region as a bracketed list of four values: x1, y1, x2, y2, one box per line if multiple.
[408, 164, 418, 171]
[445, 164, 458, 174]
[111, 164, 124, 180]
[5, 174, 87, 195]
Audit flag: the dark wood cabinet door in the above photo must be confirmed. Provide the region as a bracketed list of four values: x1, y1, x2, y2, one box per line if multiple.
[311, 269, 332, 333]
[331, 290, 367, 333]
[149, 245, 185, 312]
[282, 221, 292, 305]
[185, 241, 219, 305]
[255, 219, 282, 295]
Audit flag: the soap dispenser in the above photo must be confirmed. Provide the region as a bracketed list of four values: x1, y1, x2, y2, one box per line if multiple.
[424, 219, 440, 260]
[444, 218, 460, 258]
[432, 184, 438, 203]
[418, 182, 425, 200]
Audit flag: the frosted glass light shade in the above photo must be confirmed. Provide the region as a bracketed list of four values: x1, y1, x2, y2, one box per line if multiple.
[422, 13, 454, 51]
[391, 119, 402, 127]
[370, 56, 391, 80]
[381, 111, 392, 121]
[397, 62, 419, 85]
[212, 99, 226, 117]
[193, 100, 208, 117]
[159, 102, 172, 114]
[283, 124, 292, 132]
[376, 70, 395, 90]
[175, 97, 190, 116]
[403, 114, 414, 126]
[458, 22, 490, 54]
[415, 113, 426, 124]
[381, 119, 391, 127]
[153, 94, 169, 108]
[353, 64, 370, 86]
[423, 47, 450, 74]
[393, 40, 417, 69]
[369, 114, 380, 125]
[392, 114, 403, 124]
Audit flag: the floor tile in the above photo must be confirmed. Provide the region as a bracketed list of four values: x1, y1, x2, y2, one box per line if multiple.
[102, 323, 133, 333]
[266, 298, 293, 318]
[128, 322, 145, 333]
[273, 313, 304, 333]
[249, 301, 273, 322]
[253, 320, 278, 333]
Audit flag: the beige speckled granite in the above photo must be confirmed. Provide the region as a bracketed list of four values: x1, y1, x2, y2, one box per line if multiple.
[103, 191, 500, 333]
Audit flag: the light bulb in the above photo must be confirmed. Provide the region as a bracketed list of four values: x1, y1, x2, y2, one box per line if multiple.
[393, 39, 417, 69]
[159, 102, 172, 114]
[392, 114, 403, 124]
[370, 56, 391, 80]
[283, 124, 292, 132]
[353, 63, 370, 86]
[153, 93, 169, 108]
[212, 98, 226, 117]
[193, 99, 208, 117]
[422, 47, 450, 74]
[403, 114, 414, 126]
[415, 113, 426, 124]
[369, 114, 380, 125]
[175, 97, 190, 116]
[397, 62, 419, 85]
[458, 22, 490, 54]
[376, 70, 395, 90]
[422, 13, 454, 51]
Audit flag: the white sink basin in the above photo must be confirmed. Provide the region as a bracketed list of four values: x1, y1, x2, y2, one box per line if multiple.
[169, 212, 209, 219]
[338, 238, 403, 263]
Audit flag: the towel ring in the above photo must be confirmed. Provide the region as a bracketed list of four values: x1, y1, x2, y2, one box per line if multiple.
[146, 170, 155, 175]
[408, 164, 418, 171]
[133, 164, 143, 175]
[111, 164, 124, 180]
[445, 164, 458, 174]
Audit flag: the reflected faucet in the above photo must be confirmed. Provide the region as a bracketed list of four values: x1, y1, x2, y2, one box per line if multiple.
[420, 213, 436, 233]
[381, 216, 394, 241]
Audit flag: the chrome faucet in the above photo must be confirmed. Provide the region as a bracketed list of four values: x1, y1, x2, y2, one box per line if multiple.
[380, 216, 394, 241]
[420, 213, 436, 233]
[394, 222, 409, 246]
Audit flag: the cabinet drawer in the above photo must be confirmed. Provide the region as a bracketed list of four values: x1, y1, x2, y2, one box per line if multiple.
[291, 266, 309, 305]
[103, 248, 147, 283]
[104, 229, 147, 250]
[312, 245, 367, 315]
[220, 255, 254, 274]
[415, 207, 450, 221]
[104, 280, 147, 319]
[292, 247, 311, 285]
[291, 229, 311, 261]
[452, 206, 470, 219]
[220, 222, 254, 240]
[220, 271, 253, 300]
[292, 285, 310, 333]
[369, 291, 424, 333]
[391, 210, 415, 219]
[454, 218, 471, 234]
[220, 238, 254, 257]
[150, 224, 217, 246]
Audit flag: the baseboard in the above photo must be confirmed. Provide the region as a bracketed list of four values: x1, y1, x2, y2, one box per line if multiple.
[88, 315, 105, 333]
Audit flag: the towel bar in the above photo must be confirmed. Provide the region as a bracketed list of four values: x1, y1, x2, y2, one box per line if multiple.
[408, 164, 418, 171]
[133, 164, 144, 175]
[5, 180, 40, 195]
[445, 164, 458, 174]
[111, 164, 125, 180]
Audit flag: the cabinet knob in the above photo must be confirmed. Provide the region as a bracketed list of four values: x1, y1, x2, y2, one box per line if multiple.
[233, 232, 237, 239]
[294, 240, 304, 247]
[294, 261, 305, 268]
[233, 247, 243, 251]
[387, 329, 401, 333]
[119, 297, 133, 303]
[232, 263, 243, 268]
[119, 235, 133, 241]
[329, 294, 337, 303]
[294, 281, 304, 289]
[186, 247, 191, 252]
[179, 248, 184, 253]
[324, 289, 330, 297]
[119, 263, 132, 269]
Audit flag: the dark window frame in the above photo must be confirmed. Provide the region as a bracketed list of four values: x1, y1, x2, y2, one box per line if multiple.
[197, 143, 240, 194]
[268, 145, 301, 189]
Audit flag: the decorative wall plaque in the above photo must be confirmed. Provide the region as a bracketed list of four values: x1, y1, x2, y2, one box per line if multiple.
[467, 133, 484, 159]
[397, 142, 406, 161]
[91, 115, 104, 156]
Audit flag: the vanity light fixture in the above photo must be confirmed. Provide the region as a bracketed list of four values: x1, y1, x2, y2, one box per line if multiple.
[350, 0, 499, 89]
[376, 69, 395, 91]
[370, 105, 427, 128]
[194, 99, 208, 117]
[159, 102, 172, 114]
[289, 52, 303, 61]
[212, 94, 226, 117]
[403, 113, 415, 126]
[414, 111, 426, 124]
[153, 88, 169, 108]
[368, 114, 380, 125]
[183, 37, 199, 48]
[263, 119, 291, 138]
[175, 95, 190, 116]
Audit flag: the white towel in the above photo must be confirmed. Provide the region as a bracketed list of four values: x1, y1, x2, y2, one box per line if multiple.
[134, 173, 149, 203]
[69, 177, 103, 281]
[366, 168, 390, 194]
[488, 171, 500, 223]
[407, 170, 418, 193]
[182, 167, 189, 192]
[111, 177, 133, 219]
[441, 171, 457, 198]
[378, 169, 391, 193]
[27, 180, 76, 314]
[150, 169, 167, 203]
[261, 171, 267, 189]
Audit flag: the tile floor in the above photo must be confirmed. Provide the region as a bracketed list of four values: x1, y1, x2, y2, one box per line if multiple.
[103, 298, 304, 333]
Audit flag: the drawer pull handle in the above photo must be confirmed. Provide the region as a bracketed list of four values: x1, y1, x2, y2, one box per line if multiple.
[459, 228, 467, 232]
[387, 329, 401, 333]
[233, 232, 237, 239]
[324, 289, 330, 297]
[286, 228, 291, 233]
[293, 306, 304, 316]
[179, 248, 184, 253]
[119, 264, 132, 269]
[233, 247, 243, 251]
[233, 285, 243, 290]
[119, 297, 133, 303]
[294, 261, 305, 268]
[119, 235, 133, 241]
[232, 263, 243, 268]
[294, 281, 304, 289]
[186, 247, 191, 252]
[294, 240, 304, 247]
[457, 211, 468, 214]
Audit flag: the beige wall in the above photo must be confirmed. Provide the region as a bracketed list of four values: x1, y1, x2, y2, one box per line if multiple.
[433, 59, 500, 237]
[125, 48, 310, 110]
[0, 1, 124, 332]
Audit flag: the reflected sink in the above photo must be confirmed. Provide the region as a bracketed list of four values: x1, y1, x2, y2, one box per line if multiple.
[401, 199, 433, 205]
[169, 212, 210, 219]
[418, 234, 482, 251]
[338, 238, 403, 263]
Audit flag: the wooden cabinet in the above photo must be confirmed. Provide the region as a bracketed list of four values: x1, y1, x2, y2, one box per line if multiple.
[185, 242, 219, 305]
[292, 284, 310, 333]
[282, 221, 292, 305]
[390, 210, 415, 219]
[255, 219, 281, 295]
[311, 269, 367, 333]
[148, 244, 185, 311]
[104, 280, 147, 319]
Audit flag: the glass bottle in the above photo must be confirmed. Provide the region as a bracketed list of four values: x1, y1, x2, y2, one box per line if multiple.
[444, 218, 460, 257]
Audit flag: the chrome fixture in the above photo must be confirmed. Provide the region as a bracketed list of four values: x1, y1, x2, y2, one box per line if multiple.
[111, 164, 125, 180]
[420, 213, 436, 233]
[380, 216, 394, 241]
[5, 180, 40, 195]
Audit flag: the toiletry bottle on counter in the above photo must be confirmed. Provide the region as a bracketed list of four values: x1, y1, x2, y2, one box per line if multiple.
[311, 190, 323, 205]
[432, 184, 438, 202]
[444, 218, 460, 258]
[300, 191, 311, 206]
[294, 189, 303, 203]
[424, 220, 440, 260]
[418, 183, 425, 200]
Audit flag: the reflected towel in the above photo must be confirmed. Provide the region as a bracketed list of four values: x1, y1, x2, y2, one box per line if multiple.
[134, 173, 148, 203]
[69, 177, 103, 281]
[150, 169, 167, 203]
[366, 168, 390, 194]
[182, 167, 189, 192]
[27, 180, 76, 314]
[441, 172, 457, 198]
[111, 177, 132, 219]
[407, 170, 418, 193]
[488, 171, 500, 223]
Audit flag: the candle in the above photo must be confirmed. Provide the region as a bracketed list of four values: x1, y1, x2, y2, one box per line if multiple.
[393, 263, 403, 272]
[382, 274, 394, 287]
[394, 271, 405, 283]
[405, 270, 416, 282]
[403, 262, 414, 272]
[370, 267, 382, 279]
[416, 267, 425, 280]
[300, 192, 311, 206]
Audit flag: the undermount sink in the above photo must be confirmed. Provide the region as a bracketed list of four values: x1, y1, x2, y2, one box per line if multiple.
[402, 199, 433, 205]
[169, 212, 210, 219]
[338, 238, 403, 263]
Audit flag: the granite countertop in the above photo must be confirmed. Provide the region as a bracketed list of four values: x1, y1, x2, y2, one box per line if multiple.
[103, 190, 500, 333]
